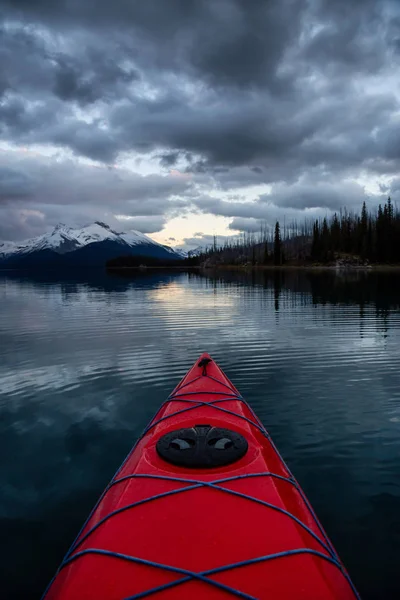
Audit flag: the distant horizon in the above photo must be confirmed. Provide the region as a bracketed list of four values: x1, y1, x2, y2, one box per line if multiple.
[0, 220, 205, 253]
[1, 197, 398, 255]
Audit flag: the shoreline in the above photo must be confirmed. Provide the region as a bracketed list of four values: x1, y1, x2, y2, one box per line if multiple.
[200, 264, 400, 271]
[1, 264, 400, 274]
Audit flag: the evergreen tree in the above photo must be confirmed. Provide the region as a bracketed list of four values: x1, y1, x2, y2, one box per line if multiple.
[387, 196, 393, 221]
[344, 214, 352, 253]
[273, 221, 282, 266]
[311, 220, 319, 260]
[367, 218, 373, 262]
[360, 201, 368, 259]
[321, 218, 330, 261]
[387, 197, 394, 262]
[361, 201, 368, 231]
[331, 213, 340, 252]
[376, 204, 384, 262]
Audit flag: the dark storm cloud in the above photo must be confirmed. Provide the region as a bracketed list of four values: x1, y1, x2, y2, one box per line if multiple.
[53, 52, 138, 105]
[0, 0, 399, 239]
[228, 217, 264, 233]
[0, 205, 48, 240]
[192, 176, 370, 222]
[262, 179, 368, 211]
[0, 153, 191, 208]
[0, 26, 137, 106]
[51, 123, 122, 163]
[0, 166, 35, 200]
[109, 92, 298, 167]
[387, 177, 400, 196]
[1, 0, 397, 168]
[116, 216, 167, 234]
[300, 0, 388, 74]
[192, 197, 268, 220]
[0, 152, 192, 239]
[182, 233, 227, 250]
[0, 93, 49, 137]
[158, 152, 181, 168]
[0, 0, 304, 92]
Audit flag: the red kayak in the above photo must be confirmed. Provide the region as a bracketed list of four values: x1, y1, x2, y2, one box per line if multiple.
[43, 353, 359, 599]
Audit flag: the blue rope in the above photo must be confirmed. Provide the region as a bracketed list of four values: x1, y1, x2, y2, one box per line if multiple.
[167, 391, 243, 399]
[168, 374, 203, 392]
[109, 471, 297, 490]
[61, 548, 258, 600]
[58, 546, 358, 600]
[204, 372, 241, 393]
[170, 372, 237, 395]
[141, 397, 270, 439]
[121, 547, 354, 600]
[65, 473, 333, 559]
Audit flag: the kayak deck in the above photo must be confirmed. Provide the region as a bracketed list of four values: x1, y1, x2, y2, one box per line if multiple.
[44, 353, 359, 599]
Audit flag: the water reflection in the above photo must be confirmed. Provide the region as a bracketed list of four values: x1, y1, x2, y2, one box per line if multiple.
[0, 268, 187, 294]
[1, 268, 400, 599]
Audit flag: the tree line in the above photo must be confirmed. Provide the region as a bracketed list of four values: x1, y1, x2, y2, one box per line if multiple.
[106, 198, 400, 268]
[190, 198, 400, 266]
[311, 198, 400, 263]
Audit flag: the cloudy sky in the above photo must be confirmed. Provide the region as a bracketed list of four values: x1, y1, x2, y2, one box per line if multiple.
[1, 0, 400, 249]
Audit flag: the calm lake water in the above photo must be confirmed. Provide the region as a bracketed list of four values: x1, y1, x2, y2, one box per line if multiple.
[1, 268, 400, 600]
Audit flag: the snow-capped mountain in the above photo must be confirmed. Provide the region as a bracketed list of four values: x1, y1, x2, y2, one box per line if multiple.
[187, 245, 206, 258]
[0, 222, 184, 268]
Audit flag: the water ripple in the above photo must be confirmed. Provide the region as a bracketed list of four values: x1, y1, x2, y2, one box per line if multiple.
[1, 270, 400, 599]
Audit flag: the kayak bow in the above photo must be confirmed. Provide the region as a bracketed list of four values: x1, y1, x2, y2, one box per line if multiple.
[43, 353, 360, 599]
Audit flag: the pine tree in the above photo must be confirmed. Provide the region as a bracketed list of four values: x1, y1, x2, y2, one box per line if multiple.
[386, 197, 394, 262]
[360, 201, 368, 259]
[367, 218, 373, 262]
[321, 218, 329, 261]
[311, 220, 320, 260]
[274, 221, 282, 266]
[387, 197, 393, 222]
[376, 204, 384, 262]
[331, 213, 340, 252]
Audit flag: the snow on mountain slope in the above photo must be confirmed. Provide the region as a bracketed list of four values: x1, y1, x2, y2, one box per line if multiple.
[0, 221, 187, 268]
[0, 221, 173, 257]
[0, 241, 17, 257]
[173, 248, 188, 258]
[119, 228, 162, 247]
[188, 245, 206, 257]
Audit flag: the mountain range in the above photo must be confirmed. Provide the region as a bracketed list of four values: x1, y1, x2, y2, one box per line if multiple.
[0, 222, 186, 268]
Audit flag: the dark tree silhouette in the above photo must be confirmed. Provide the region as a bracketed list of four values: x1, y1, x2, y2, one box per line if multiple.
[308, 198, 399, 264]
[142, 197, 400, 268]
[274, 222, 282, 266]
